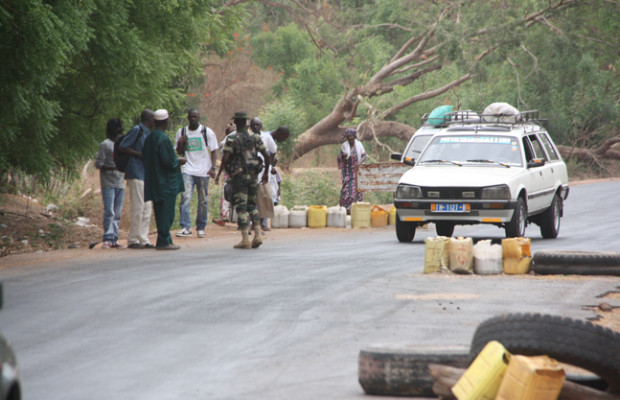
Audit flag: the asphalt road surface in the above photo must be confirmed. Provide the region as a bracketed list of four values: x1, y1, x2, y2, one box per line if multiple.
[0, 180, 619, 400]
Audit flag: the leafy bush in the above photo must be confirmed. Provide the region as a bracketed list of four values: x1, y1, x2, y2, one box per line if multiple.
[280, 170, 340, 208]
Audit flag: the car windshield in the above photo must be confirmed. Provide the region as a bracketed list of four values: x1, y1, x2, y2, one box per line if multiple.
[418, 135, 523, 167]
[403, 134, 433, 160]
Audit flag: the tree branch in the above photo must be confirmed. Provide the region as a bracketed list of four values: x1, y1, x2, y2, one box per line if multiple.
[380, 73, 474, 119]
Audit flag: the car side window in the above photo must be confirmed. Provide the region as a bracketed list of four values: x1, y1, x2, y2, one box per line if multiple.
[522, 137, 535, 162]
[528, 134, 548, 161]
[538, 132, 560, 161]
[404, 135, 432, 160]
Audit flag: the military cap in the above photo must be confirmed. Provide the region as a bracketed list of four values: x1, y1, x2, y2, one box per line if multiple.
[232, 111, 249, 120]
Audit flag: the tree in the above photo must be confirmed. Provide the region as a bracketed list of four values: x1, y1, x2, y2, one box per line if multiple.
[244, 0, 619, 164]
[0, 0, 246, 179]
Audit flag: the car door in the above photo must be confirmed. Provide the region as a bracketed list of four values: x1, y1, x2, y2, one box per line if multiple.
[523, 135, 547, 213]
[524, 133, 555, 212]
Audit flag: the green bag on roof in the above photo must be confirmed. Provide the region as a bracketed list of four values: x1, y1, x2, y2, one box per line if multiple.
[427, 105, 453, 125]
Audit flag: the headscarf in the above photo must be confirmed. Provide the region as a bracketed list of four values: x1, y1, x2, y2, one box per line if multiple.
[340, 128, 366, 160]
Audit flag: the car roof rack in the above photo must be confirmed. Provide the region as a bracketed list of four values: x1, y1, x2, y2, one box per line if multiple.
[443, 110, 547, 127]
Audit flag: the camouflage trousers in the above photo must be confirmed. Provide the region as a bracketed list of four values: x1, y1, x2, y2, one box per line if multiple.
[230, 173, 260, 228]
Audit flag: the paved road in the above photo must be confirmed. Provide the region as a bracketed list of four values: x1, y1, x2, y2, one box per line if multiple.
[0, 180, 619, 400]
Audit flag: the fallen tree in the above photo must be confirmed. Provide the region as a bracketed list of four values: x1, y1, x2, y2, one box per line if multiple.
[241, 0, 588, 161]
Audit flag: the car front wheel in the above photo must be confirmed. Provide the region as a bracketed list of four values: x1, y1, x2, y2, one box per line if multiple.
[396, 214, 417, 242]
[505, 197, 526, 238]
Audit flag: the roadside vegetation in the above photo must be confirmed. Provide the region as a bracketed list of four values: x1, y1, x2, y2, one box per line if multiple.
[1, 1, 619, 256]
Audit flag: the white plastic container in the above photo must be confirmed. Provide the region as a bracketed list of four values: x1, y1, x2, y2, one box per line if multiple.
[473, 240, 504, 275]
[327, 206, 346, 228]
[272, 205, 289, 228]
[288, 205, 308, 228]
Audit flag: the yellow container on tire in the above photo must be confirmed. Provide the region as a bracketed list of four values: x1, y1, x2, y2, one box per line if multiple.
[308, 205, 327, 228]
[495, 355, 565, 400]
[452, 340, 511, 400]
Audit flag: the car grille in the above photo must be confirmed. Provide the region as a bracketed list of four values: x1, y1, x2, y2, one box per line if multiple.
[421, 187, 483, 199]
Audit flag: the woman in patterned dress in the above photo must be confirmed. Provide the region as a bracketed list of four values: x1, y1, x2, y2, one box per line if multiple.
[337, 128, 367, 213]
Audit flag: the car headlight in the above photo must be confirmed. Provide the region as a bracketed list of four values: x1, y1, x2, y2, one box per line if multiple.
[396, 184, 423, 199]
[481, 184, 511, 200]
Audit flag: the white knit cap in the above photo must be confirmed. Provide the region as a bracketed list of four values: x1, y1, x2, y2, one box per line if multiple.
[153, 109, 169, 121]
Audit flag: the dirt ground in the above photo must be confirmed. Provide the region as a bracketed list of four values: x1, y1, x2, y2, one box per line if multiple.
[0, 178, 619, 333]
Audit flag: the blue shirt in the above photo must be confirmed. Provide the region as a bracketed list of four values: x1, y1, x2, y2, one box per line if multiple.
[120, 122, 150, 180]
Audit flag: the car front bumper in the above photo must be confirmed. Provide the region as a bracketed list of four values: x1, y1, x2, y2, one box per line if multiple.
[394, 199, 518, 224]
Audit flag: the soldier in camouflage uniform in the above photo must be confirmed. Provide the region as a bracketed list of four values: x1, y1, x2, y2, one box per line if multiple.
[215, 111, 269, 249]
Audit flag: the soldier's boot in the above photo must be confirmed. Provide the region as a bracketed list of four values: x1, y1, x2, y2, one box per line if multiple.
[251, 225, 263, 248]
[233, 227, 251, 249]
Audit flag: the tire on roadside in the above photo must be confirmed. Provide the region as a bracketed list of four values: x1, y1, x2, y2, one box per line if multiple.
[470, 313, 620, 394]
[532, 250, 620, 276]
[358, 344, 469, 397]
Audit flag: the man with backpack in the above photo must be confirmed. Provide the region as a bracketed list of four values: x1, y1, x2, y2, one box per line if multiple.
[215, 111, 269, 249]
[174, 109, 219, 238]
[117, 109, 155, 249]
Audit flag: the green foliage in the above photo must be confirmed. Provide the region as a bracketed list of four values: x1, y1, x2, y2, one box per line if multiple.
[258, 96, 308, 167]
[364, 191, 393, 207]
[0, 0, 246, 178]
[288, 53, 346, 124]
[250, 23, 313, 78]
[280, 170, 340, 208]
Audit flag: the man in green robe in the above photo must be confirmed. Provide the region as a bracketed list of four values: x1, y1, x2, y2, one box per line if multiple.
[142, 109, 185, 250]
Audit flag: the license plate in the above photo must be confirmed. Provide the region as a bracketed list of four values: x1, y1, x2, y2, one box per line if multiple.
[432, 203, 470, 213]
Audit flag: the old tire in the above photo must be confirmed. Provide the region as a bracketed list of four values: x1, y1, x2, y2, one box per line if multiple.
[396, 214, 416, 242]
[435, 221, 455, 237]
[358, 344, 469, 397]
[532, 250, 620, 276]
[504, 197, 526, 238]
[470, 313, 620, 393]
[539, 193, 562, 239]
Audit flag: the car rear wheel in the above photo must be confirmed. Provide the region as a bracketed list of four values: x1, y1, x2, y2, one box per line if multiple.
[396, 214, 416, 242]
[435, 221, 455, 237]
[539, 193, 561, 239]
[505, 197, 526, 238]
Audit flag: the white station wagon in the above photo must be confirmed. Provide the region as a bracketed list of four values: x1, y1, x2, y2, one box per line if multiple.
[394, 107, 569, 241]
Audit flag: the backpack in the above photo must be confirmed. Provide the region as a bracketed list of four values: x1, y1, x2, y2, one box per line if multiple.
[226, 131, 263, 177]
[113, 126, 143, 172]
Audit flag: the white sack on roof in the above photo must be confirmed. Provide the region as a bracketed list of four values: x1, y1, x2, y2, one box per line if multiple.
[482, 102, 521, 123]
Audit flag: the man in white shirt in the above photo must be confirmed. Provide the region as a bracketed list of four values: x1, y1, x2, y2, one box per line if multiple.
[174, 109, 219, 238]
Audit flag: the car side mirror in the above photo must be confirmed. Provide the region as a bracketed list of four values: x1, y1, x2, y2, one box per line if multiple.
[402, 157, 416, 166]
[527, 158, 546, 168]
[390, 153, 402, 161]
